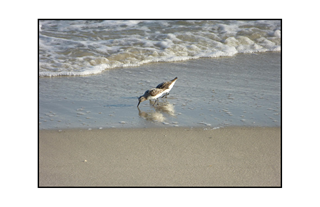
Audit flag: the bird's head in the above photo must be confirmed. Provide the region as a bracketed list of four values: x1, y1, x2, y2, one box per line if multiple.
[137, 96, 147, 107]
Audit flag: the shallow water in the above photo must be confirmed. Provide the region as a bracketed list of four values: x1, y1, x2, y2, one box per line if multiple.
[39, 52, 281, 130]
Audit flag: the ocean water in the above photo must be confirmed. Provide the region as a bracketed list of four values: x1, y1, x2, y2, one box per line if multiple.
[39, 52, 281, 130]
[39, 20, 281, 77]
[39, 20, 281, 130]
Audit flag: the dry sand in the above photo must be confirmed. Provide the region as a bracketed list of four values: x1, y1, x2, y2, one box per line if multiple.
[39, 127, 281, 187]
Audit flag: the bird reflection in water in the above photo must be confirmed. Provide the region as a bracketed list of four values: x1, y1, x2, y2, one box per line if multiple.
[138, 100, 175, 122]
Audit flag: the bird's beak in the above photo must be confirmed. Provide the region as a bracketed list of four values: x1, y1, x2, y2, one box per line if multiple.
[137, 100, 141, 107]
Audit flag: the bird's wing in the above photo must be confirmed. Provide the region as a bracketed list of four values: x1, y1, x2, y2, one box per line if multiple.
[156, 81, 170, 89]
[156, 82, 165, 89]
[150, 88, 163, 96]
[157, 77, 178, 89]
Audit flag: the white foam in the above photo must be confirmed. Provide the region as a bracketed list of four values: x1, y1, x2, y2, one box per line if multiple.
[39, 63, 109, 77]
[274, 30, 281, 38]
[198, 122, 212, 126]
[39, 20, 281, 77]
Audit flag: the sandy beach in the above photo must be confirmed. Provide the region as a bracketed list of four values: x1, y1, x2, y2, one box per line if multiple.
[39, 52, 281, 187]
[39, 126, 280, 187]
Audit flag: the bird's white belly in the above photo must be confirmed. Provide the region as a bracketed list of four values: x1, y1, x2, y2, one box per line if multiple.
[150, 92, 165, 100]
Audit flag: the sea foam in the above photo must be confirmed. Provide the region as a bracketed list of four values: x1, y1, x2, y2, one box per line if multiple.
[39, 20, 281, 77]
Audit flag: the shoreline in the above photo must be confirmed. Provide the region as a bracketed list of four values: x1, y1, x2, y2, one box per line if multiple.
[39, 51, 280, 78]
[39, 126, 281, 187]
[39, 52, 281, 130]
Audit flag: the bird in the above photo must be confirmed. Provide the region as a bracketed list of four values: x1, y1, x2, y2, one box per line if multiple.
[137, 77, 178, 107]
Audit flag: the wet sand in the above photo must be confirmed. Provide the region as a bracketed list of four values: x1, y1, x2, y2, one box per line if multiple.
[39, 126, 281, 187]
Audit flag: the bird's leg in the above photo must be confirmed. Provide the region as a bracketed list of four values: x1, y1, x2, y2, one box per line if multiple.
[152, 99, 157, 106]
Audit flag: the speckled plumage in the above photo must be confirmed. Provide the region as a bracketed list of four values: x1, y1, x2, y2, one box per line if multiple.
[137, 77, 178, 107]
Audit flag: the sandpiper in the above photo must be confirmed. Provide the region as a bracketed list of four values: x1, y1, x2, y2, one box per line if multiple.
[137, 77, 178, 107]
